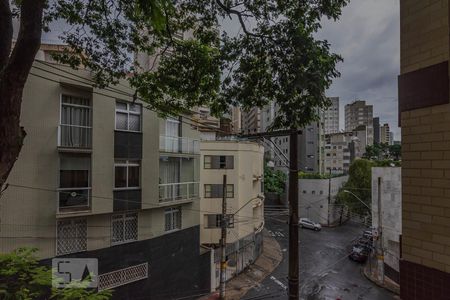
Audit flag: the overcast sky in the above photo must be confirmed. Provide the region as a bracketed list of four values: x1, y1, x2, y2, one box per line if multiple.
[317, 0, 400, 139]
[36, 0, 401, 139]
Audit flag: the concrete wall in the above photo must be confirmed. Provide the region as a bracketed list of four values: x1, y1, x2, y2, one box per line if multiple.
[298, 175, 348, 225]
[199, 141, 264, 245]
[371, 167, 402, 273]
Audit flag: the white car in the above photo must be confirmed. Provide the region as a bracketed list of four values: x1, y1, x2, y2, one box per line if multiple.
[299, 218, 322, 231]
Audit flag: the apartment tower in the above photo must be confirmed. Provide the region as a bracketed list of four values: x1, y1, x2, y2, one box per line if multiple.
[345, 100, 374, 145]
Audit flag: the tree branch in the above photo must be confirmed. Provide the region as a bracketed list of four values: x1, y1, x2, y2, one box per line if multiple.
[0, 0, 13, 71]
[215, 0, 264, 39]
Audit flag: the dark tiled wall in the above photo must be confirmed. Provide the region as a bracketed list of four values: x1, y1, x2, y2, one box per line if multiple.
[114, 131, 143, 159]
[400, 260, 450, 300]
[113, 189, 141, 212]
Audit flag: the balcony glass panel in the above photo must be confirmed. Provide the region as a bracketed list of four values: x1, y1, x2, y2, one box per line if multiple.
[159, 182, 199, 202]
[58, 188, 91, 213]
[159, 136, 199, 154]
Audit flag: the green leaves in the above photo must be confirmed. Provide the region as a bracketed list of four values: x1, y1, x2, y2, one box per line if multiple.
[0, 248, 112, 300]
[41, 0, 349, 127]
[264, 166, 287, 195]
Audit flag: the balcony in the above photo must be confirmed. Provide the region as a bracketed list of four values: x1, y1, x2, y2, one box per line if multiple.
[159, 182, 199, 203]
[57, 187, 91, 214]
[58, 124, 92, 149]
[159, 135, 199, 154]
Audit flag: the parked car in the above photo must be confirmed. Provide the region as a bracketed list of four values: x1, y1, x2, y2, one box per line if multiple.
[299, 218, 321, 231]
[349, 245, 369, 263]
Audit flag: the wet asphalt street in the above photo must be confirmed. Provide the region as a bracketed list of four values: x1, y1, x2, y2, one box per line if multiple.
[243, 216, 396, 300]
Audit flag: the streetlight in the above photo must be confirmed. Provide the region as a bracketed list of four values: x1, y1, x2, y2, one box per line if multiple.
[343, 190, 371, 211]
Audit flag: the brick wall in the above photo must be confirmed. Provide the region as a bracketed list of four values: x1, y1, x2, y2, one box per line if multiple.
[401, 104, 450, 273]
[400, 0, 448, 74]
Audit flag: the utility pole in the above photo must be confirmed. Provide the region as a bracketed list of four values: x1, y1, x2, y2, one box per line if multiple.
[376, 177, 384, 283]
[219, 174, 227, 300]
[327, 168, 331, 226]
[288, 129, 299, 300]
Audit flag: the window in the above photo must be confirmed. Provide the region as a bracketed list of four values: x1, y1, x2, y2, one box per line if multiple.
[115, 101, 142, 132]
[59, 154, 91, 211]
[303, 190, 306, 194]
[204, 184, 234, 198]
[312, 191, 316, 195]
[60, 94, 92, 148]
[57, 218, 87, 255]
[320, 191, 324, 195]
[111, 213, 138, 245]
[205, 214, 235, 228]
[115, 160, 140, 189]
[165, 118, 179, 137]
[165, 207, 182, 231]
[204, 156, 234, 169]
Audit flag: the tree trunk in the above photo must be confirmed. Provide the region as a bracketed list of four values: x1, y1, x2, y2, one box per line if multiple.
[0, 0, 45, 191]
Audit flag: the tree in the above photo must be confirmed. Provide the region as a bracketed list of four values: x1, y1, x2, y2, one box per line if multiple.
[0, 248, 112, 299]
[336, 159, 373, 216]
[0, 0, 348, 189]
[389, 144, 401, 161]
[264, 166, 286, 195]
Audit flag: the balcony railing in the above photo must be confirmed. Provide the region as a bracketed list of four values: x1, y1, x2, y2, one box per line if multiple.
[159, 135, 199, 154]
[159, 182, 199, 203]
[58, 124, 92, 149]
[57, 187, 91, 213]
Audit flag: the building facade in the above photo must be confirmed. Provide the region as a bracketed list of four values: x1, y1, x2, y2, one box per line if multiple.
[241, 107, 261, 134]
[298, 175, 348, 225]
[0, 62, 210, 299]
[345, 100, 374, 146]
[199, 141, 264, 285]
[323, 133, 352, 175]
[373, 117, 381, 145]
[321, 97, 340, 134]
[380, 123, 391, 145]
[371, 167, 402, 285]
[399, 1, 450, 299]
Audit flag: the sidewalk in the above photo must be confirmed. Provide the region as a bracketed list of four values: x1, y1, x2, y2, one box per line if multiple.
[363, 258, 400, 296]
[200, 229, 283, 300]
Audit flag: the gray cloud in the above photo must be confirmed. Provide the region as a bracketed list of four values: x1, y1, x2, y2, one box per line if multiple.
[317, 0, 400, 139]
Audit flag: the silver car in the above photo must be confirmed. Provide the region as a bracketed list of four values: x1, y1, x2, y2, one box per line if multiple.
[299, 218, 322, 231]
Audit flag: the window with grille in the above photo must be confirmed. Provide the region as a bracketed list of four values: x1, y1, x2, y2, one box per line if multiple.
[98, 263, 148, 290]
[115, 101, 142, 132]
[60, 94, 92, 148]
[57, 218, 87, 255]
[204, 184, 234, 198]
[114, 160, 140, 189]
[204, 156, 234, 169]
[165, 207, 182, 231]
[204, 214, 234, 228]
[111, 213, 138, 245]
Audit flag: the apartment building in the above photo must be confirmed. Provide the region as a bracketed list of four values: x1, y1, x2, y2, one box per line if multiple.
[373, 117, 381, 144]
[323, 134, 352, 175]
[241, 107, 261, 134]
[321, 97, 340, 134]
[345, 100, 374, 146]
[0, 62, 210, 299]
[380, 123, 391, 145]
[199, 141, 264, 284]
[399, 1, 450, 299]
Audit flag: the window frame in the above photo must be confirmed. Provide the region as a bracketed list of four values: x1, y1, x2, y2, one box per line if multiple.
[164, 206, 182, 232]
[203, 155, 234, 169]
[115, 101, 142, 132]
[114, 160, 141, 190]
[56, 218, 87, 256]
[203, 184, 234, 198]
[111, 213, 138, 246]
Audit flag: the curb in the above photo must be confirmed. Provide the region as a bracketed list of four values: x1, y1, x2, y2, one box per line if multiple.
[362, 266, 400, 295]
[199, 229, 283, 300]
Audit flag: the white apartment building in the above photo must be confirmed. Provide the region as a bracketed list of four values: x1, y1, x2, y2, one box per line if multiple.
[321, 97, 340, 134]
[199, 141, 264, 284]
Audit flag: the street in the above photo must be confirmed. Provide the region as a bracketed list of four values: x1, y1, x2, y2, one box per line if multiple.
[243, 216, 396, 300]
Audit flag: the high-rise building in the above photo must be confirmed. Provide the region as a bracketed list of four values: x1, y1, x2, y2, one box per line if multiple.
[345, 100, 374, 145]
[321, 97, 340, 134]
[373, 117, 381, 144]
[380, 123, 391, 145]
[241, 107, 262, 134]
[399, 1, 450, 298]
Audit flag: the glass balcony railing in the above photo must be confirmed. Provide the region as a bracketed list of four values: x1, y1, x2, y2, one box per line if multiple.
[57, 187, 91, 213]
[159, 135, 199, 154]
[58, 124, 92, 149]
[159, 182, 200, 203]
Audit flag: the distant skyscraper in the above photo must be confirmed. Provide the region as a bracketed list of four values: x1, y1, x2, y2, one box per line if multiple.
[321, 97, 340, 134]
[389, 132, 394, 146]
[373, 117, 380, 144]
[345, 100, 374, 145]
[380, 123, 391, 145]
[241, 107, 261, 134]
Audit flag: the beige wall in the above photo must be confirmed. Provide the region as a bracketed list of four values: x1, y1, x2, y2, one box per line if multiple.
[199, 141, 264, 245]
[400, 0, 449, 74]
[0, 62, 199, 259]
[401, 104, 450, 272]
